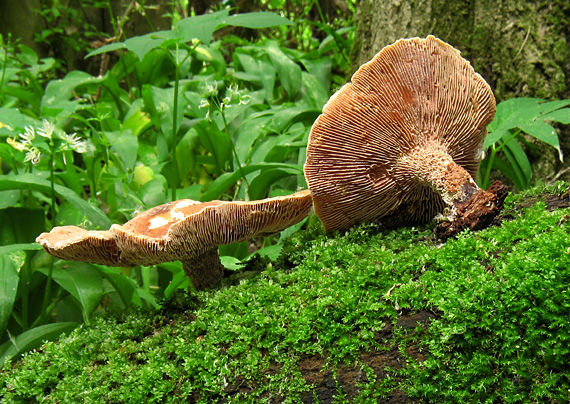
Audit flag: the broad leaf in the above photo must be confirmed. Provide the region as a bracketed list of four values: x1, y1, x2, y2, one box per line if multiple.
[97, 266, 141, 308]
[177, 9, 230, 44]
[41, 71, 107, 117]
[502, 140, 532, 190]
[201, 163, 303, 201]
[0, 174, 111, 229]
[265, 42, 302, 99]
[106, 129, 139, 172]
[0, 207, 45, 246]
[0, 252, 25, 339]
[194, 120, 232, 174]
[520, 121, 563, 161]
[223, 12, 293, 29]
[485, 98, 570, 148]
[0, 322, 78, 366]
[0, 107, 40, 132]
[39, 262, 104, 324]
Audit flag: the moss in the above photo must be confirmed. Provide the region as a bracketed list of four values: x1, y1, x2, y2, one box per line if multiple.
[1, 183, 569, 403]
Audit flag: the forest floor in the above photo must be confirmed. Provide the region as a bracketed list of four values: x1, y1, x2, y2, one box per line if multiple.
[1, 183, 569, 403]
[222, 189, 570, 404]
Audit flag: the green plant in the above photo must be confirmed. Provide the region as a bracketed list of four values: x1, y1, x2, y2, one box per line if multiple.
[478, 97, 570, 190]
[0, 7, 344, 365]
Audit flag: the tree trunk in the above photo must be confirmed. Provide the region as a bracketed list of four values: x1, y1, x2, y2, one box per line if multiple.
[0, 0, 48, 57]
[353, 0, 570, 102]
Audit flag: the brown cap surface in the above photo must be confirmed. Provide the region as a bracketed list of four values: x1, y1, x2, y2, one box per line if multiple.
[36, 226, 125, 266]
[110, 190, 314, 265]
[304, 36, 496, 231]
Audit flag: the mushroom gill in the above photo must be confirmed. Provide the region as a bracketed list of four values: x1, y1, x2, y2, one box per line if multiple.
[304, 35, 507, 235]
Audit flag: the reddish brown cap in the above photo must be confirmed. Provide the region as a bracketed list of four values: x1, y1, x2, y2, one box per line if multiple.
[37, 190, 313, 290]
[304, 36, 496, 231]
[36, 226, 125, 266]
[110, 189, 313, 265]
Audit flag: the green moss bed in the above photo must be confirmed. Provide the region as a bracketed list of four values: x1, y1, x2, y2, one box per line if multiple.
[2, 183, 570, 403]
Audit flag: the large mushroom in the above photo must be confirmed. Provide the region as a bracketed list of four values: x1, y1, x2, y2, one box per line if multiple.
[36, 190, 313, 290]
[304, 36, 507, 236]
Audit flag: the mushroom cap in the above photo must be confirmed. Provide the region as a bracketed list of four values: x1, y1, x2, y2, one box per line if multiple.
[110, 190, 314, 265]
[304, 36, 496, 231]
[36, 225, 125, 266]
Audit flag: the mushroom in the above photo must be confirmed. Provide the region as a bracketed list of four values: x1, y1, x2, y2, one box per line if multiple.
[37, 190, 313, 290]
[35, 226, 126, 266]
[304, 36, 506, 235]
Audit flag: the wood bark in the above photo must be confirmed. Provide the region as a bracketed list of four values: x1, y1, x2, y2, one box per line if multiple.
[353, 0, 570, 102]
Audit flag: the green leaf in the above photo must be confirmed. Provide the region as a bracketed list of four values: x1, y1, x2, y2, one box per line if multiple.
[252, 243, 283, 260]
[520, 121, 563, 161]
[194, 120, 232, 173]
[0, 252, 25, 338]
[41, 71, 107, 117]
[39, 262, 104, 324]
[266, 105, 320, 134]
[139, 178, 167, 208]
[301, 71, 329, 109]
[144, 85, 188, 145]
[107, 129, 139, 172]
[235, 52, 275, 102]
[0, 243, 43, 255]
[124, 31, 177, 61]
[248, 168, 299, 200]
[300, 56, 332, 96]
[220, 255, 245, 271]
[0, 322, 78, 366]
[0, 207, 45, 245]
[97, 266, 141, 308]
[122, 106, 152, 137]
[177, 9, 230, 44]
[161, 262, 190, 300]
[502, 139, 532, 190]
[85, 42, 127, 58]
[265, 42, 302, 99]
[0, 107, 40, 132]
[485, 98, 570, 148]
[223, 12, 293, 29]
[201, 163, 303, 201]
[0, 174, 111, 229]
[542, 108, 570, 124]
[234, 113, 273, 163]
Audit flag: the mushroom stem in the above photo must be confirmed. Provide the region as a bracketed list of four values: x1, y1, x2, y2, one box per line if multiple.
[182, 248, 225, 291]
[399, 143, 480, 206]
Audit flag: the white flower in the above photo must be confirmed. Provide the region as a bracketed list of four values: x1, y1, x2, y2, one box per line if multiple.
[23, 147, 41, 165]
[239, 94, 251, 105]
[227, 84, 239, 97]
[19, 126, 36, 145]
[74, 138, 96, 154]
[205, 81, 218, 96]
[61, 132, 82, 149]
[37, 119, 55, 139]
[198, 99, 210, 109]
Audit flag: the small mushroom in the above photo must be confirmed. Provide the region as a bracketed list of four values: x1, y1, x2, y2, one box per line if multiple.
[304, 36, 506, 234]
[36, 190, 313, 290]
